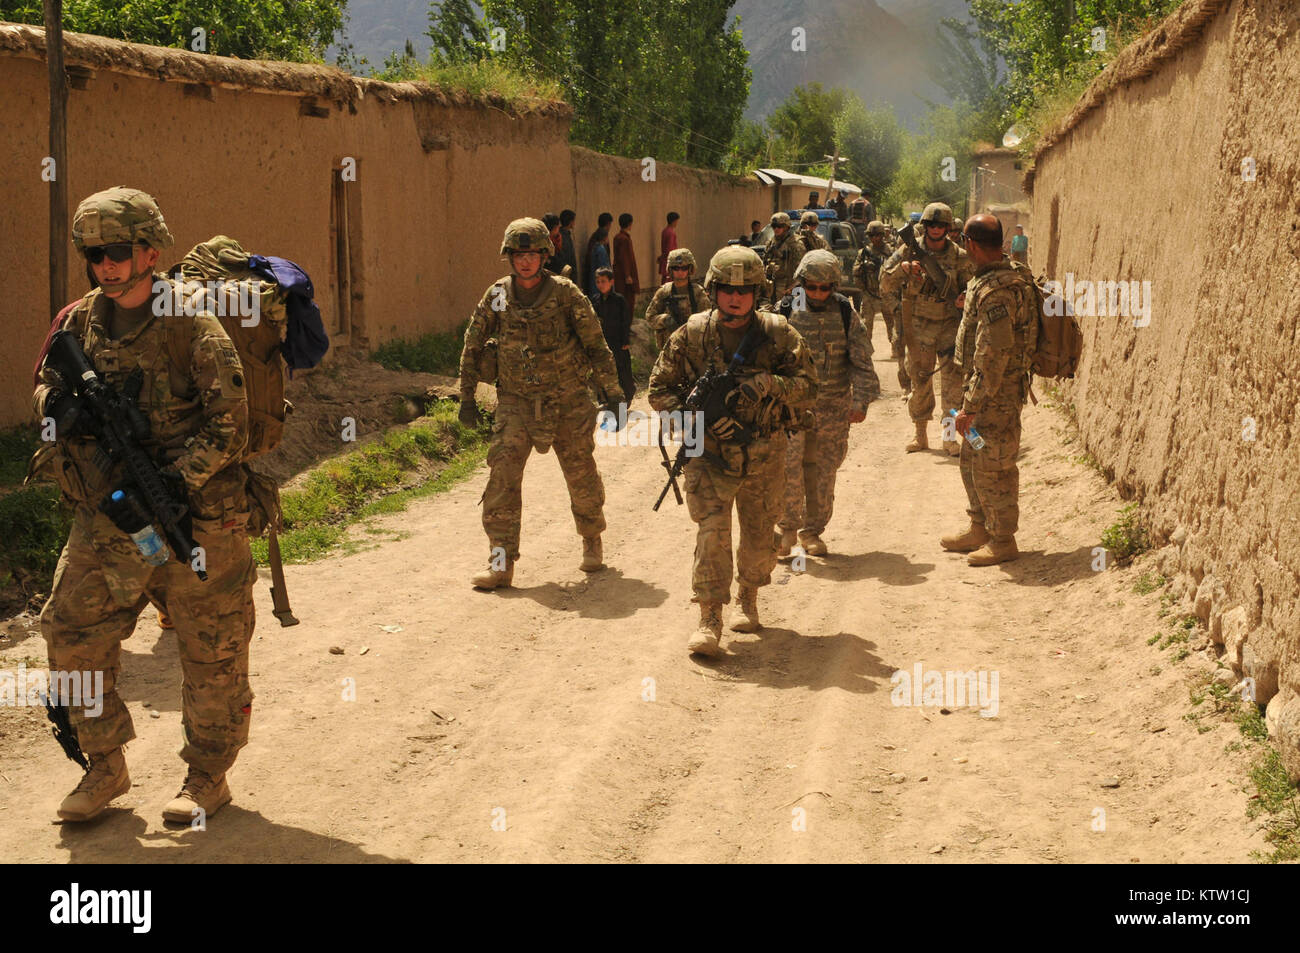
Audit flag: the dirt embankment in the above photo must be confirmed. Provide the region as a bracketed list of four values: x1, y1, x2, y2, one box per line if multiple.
[1028, 0, 1300, 777]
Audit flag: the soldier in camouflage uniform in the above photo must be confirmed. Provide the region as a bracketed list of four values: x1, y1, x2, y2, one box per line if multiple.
[771, 251, 878, 557]
[950, 217, 966, 250]
[648, 247, 816, 657]
[853, 220, 892, 345]
[798, 211, 830, 252]
[31, 188, 255, 824]
[645, 248, 707, 351]
[943, 214, 1038, 566]
[458, 218, 624, 589]
[763, 212, 806, 302]
[880, 202, 976, 456]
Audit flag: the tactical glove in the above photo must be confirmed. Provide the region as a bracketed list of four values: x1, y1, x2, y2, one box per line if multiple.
[736, 372, 776, 404]
[709, 416, 741, 441]
[42, 388, 85, 439]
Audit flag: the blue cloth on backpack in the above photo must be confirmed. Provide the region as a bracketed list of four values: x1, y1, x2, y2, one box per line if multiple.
[246, 254, 330, 374]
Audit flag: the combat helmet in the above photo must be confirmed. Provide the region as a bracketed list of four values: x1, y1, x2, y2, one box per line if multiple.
[770, 211, 792, 229]
[794, 249, 842, 285]
[799, 211, 820, 228]
[920, 202, 954, 227]
[704, 245, 765, 292]
[499, 217, 554, 257]
[666, 248, 696, 273]
[72, 187, 173, 251]
[951, 217, 964, 232]
[866, 220, 887, 237]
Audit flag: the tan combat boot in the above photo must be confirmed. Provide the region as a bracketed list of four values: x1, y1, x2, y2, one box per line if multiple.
[162, 767, 232, 823]
[905, 421, 928, 453]
[579, 535, 604, 572]
[731, 585, 761, 633]
[968, 536, 1019, 566]
[471, 556, 515, 589]
[687, 603, 725, 657]
[775, 528, 798, 560]
[940, 522, 990, 553]
[943, 440, 961, 457]
[798, 531, 828, 556]
[57, 747, 130, 822]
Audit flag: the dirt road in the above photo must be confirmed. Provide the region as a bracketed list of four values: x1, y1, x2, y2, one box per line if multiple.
[0, 324, 1268, 862]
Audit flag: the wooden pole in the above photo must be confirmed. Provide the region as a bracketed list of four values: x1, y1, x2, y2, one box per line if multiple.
[45, 0, 69, 317]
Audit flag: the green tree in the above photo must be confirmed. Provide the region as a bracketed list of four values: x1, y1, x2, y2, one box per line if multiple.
[426, 0, 490, 65]
[833, 98, 905, 203]
[765, 84, 851, 173]
[0, 0, 347, 62]
[464, 0, 749, 169]
[969, 0, 1183, 125]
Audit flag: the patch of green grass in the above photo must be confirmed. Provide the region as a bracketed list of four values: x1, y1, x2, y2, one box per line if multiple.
[375, 58, 564, 111]
[1100, 502, 1149, 565]
[1146, 632, 1162, 646]
[249, 401, 490, 566]
[0, 427, 42, 487]
[0, 483, 73, 602]
[371, 322, 469, 376]
[1236, 703, 1270, 744]
[1133, 572, 1168, 596]
[1246, 749, 1300, 864]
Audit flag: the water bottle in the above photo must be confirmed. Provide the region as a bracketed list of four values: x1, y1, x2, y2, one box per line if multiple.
[110, 490, 168, 566]
[947, 408, 986, 451]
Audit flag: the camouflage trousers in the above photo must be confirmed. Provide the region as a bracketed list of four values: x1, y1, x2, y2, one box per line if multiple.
[960, 395, 1023, 538]
[778, 393, 851, 536]
[906, 315, 962, 423]
[684, 437, 783, 605]
[41, 509, 256, 774]
[483, 389, 605, 562]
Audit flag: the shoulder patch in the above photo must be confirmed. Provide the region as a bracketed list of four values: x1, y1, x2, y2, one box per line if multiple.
[986, 303, 1010, 324]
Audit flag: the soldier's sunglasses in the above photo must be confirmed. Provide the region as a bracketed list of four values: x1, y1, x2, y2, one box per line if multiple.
[803, 282, 834, 292]
[669, 265, 689, 272]
[82, 243, 137, 264]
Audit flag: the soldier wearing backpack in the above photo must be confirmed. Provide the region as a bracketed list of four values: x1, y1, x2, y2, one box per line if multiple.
[30, 188, 257, 824]
[772, 250, 878, 558]
[944, 214, 1039, 566]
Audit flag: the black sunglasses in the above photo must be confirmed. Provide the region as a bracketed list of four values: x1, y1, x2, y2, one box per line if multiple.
[82, 242, 138, 264]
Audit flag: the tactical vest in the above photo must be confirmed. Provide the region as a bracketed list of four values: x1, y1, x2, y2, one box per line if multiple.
[32, 278, 248, 517]
[856, 247, 885, 297]
[493, 275, 587, 399]
[955, 261, 1038, 402]
[776, 295, 856, 396]
[898, 242, 965, 322]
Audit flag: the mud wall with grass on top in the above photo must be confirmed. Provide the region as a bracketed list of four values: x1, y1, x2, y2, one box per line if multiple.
[0, 24, 764, 427]
[1026, 0, 1300, 776]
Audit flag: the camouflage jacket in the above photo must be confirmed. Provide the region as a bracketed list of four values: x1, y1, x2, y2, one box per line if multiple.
[763, 232, 806, 295]
[648, 310, 817, 472]
[645, 279, 706, 336]
[31, 276, 250, 523]
[459, 273, 622, 404]
[955, 259, 1039, 414]
[879, 227, 976, 322]
[801, 229, 830, 252]
[852, 241, 890, 298]
[774, 293, 879, 411]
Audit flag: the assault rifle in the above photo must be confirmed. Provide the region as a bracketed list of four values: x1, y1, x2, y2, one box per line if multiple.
[42, 692, 89, 770]
[653, 323, 766, 511]
[44, 330, 207, 581]
[895, 222, 962, 306]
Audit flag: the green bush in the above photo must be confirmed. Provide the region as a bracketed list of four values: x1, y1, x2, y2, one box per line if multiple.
[0, 484, 72, 590]
[1100, 502, 1148, 564]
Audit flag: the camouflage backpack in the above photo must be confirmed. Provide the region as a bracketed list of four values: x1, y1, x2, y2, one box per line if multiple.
[1020, 265, 1083, 380]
